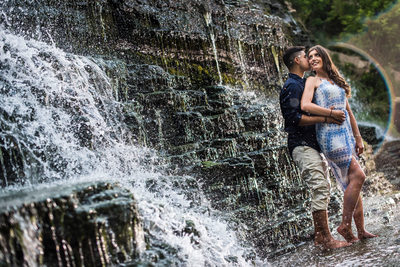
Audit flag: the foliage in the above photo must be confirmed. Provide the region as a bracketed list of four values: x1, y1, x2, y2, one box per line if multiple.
[334, 57, 390, 126]
[286, 0, 396, 40]
[350, 2, 400, 71]
[345, 2, 400, 136]
[285, 0, 397, 128]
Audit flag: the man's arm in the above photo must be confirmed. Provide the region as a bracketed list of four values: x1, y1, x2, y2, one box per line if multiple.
[298, 114, 341, 126]
[280, 82, 303, 127]
[280, 82, 342, 127]
[301, 77, 346, 122]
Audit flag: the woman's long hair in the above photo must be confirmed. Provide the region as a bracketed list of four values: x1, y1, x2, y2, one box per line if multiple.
[308, 45, 351, 97]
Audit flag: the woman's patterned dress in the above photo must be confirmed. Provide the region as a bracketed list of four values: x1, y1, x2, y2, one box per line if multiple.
[314, 79, 356, 190]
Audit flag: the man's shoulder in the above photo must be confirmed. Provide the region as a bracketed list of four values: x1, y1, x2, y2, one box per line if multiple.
[282, 77, 303, 92]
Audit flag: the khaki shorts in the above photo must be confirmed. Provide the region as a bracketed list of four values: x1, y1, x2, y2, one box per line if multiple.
[292, 146, 331, 212]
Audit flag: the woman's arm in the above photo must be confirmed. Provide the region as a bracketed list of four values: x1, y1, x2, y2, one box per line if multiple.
[346, 99, 364, 155]
[301, 77, 345, 122]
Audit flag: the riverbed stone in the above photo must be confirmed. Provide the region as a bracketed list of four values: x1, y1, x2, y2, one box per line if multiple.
[0, 182, 145, 266]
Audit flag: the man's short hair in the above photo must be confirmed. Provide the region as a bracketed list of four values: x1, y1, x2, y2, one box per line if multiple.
[283, 46, 305, 70]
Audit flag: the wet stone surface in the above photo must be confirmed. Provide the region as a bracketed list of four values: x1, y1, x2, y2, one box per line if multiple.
[4, 0, 394, 262]
[270, 192, 400, 266]
[374, 140, 400, 190]
[0, 182, 145, 266]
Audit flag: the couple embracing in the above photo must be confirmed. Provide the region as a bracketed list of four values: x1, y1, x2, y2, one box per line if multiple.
[280, 45, 377, 249]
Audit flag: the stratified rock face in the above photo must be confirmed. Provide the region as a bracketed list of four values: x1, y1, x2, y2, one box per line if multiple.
[0, 182, 145, 266]
[114, 62, 313, 256]
[0, 0, 318, 259]
[1, 0, 289, 90]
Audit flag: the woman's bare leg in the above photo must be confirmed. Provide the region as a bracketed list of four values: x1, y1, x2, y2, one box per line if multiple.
[353, 195, 378, 239]
[337, 157, 365, 243]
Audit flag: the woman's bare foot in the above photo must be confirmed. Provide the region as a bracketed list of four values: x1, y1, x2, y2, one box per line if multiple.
[315, 237, 352, 249]
[337, 225, 359, 243]
[358, 230, 378, 240]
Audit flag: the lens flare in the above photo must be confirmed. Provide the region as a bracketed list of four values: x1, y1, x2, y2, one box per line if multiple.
[331, 42, 394, 145]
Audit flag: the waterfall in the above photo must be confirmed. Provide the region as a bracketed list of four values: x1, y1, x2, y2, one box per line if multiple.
[237, 40, 250, 89]
[204, 12, 223, 85]
[0, 27, 268, 265]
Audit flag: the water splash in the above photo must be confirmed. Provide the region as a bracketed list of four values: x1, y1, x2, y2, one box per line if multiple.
[271, 193, 400, 266]
[0, 26, 268, 266]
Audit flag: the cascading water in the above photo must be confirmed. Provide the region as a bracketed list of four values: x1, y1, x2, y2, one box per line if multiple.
[0, 26, 129, 186]
[3, 0, 398, 265]
[204, 11, 223, 85]
[0, 27, 268, 265]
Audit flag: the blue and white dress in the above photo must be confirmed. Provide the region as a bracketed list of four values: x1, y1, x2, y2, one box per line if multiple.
[313, 79, 356, 190]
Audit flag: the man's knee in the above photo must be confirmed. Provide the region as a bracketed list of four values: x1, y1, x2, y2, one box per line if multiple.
[310, 184, 331, 211]
[307, 168, 331, 190]
[313, 184, 330, 200]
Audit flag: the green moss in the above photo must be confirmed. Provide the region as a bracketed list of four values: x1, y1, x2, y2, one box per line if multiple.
[201, 161, 220, 168]
[123, 44, 276, 91]
[270, 46, 280, 73]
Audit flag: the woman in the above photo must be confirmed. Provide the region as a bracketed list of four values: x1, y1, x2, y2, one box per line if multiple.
[301, 45, 377, 243]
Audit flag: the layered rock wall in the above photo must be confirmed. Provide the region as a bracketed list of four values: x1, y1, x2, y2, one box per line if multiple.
[0, 0, 321, 258]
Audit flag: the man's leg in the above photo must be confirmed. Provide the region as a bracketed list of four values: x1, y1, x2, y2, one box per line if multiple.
[292, 146, 351, 249]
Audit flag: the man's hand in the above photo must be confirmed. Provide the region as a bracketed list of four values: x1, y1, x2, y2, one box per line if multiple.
[331, 109, 345, 122]
[326, 116, 343, 125]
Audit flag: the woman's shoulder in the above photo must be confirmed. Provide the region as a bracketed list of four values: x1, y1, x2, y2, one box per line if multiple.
[305, 76, 320, 87]
[305, 76, 318, 83]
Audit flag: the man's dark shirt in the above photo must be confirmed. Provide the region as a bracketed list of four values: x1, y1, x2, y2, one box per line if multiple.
[279, 73, 321, 156]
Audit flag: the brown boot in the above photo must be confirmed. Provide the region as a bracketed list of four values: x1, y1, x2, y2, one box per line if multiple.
[312, 210, 352, 249]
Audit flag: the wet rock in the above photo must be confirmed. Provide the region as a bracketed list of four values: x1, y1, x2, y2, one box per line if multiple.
[383, 212, 390, 224]
[0, 136, 26, 187]
[205, 85, 234, 111]
[1, 0, 293, 90]
[0, 0, 341, 260]
[0, 182, 145, 266]
[173, 220, 201, 246]
[119, 67, 316, 256]
[360, 143, 393, 196]
[358, 123, 384, 149]
[126, 64, 176, 95]
[374, 139, 400, 190]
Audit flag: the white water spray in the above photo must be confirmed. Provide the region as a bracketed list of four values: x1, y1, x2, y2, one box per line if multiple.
[0, 26, 267, 266]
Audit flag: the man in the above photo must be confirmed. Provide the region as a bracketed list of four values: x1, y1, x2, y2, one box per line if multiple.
[280, 46, 351, 249]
